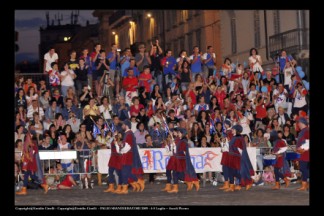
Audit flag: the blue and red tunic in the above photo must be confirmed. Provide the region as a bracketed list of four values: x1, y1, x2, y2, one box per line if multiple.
[296, 127, 309, 162]
[108, 141, 122, 170]
[183, 139, 198, 182]
[174, 138, 187, 172]
[227, 136, 243, 170]
[121, 130, 134, 166]
[272, 139, 287, 168]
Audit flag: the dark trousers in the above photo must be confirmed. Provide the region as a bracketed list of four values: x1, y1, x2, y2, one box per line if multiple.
[274, 167, 284, 182]
[172, 171, 181, 184]
[22, 170, 39, 187]
[292, 105, 308, 115]
[228, 167, 241, 184]
[108, 167, 122, 185]
[121, 165, 137, 184]
[279, 72, 284, 84]
[166, 169, 172, 183]
[222, 165, 229, 181]
[299, 161, 309, 181]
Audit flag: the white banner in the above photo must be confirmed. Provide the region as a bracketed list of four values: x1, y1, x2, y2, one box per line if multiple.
[98, 147, 256, 174]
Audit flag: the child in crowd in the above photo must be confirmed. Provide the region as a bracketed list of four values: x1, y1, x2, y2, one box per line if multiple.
[262, 166, 275, 185]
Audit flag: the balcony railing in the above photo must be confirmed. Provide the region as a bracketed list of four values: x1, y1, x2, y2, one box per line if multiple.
[269, 28, 309, 58]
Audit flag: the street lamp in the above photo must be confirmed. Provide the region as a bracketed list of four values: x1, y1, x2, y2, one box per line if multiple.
[112, 31, 116, 35]
[147, 13, 152, 18]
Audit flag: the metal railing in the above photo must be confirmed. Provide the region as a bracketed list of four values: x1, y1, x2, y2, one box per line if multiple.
[269, 28, 309, 59]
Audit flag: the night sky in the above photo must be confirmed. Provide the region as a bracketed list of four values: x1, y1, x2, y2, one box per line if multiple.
[15, 10, 97, 63]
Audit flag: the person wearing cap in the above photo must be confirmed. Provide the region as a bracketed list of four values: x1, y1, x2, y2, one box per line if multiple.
[271, 131, 291, 190]
[103, 132, 123, 193]
[161, 128, 178, 192]
[168, 128, 199, 193]
[295, 117, 309, 191]
[219, 119, 232, 190]
[116, 120, 144, 194]
[225, 124, 254, 192]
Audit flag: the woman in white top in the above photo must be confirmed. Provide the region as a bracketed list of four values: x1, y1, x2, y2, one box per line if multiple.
[26, 86, 38, 107]
[60, 63, 76, 98]
[241, 72, 250, 95]
[248, 48, 263, 75]
[292, 82, 308, 115]
[99, 96, 112, 121]
[238, 111, 251, 140]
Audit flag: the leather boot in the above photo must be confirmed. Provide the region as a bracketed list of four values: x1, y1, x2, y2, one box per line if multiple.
[167, 184, 179, 193]
[185, 182, 193, 191]
[113, 185, 122, 193]
[130, 182, 139, 192]
[297, 181, 308, 191]
[161, 183, 172, 192]
[272, 182, 280, 190]
[246, 184, 252, 191]
[192, 181, 200, 191]
[41, 184, 49, 194]
[137, 178, 145, 192]
[103, 183, 115, 193]
[16, 187, 27, 195]
[97, 173, 102, 186]
[219, 181, 229, 190]
[284, 177, 290, 188]
[224, 184, 235, 192]
[235, 185, 242, 191]
[115, 185, 128, 194]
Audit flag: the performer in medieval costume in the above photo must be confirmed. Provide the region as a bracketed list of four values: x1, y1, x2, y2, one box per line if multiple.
[219, 119, 232, 190]
[271, 130, 291, 190]
[16, 133, 49, 195]
[161, 128, 178, 192]
[295, 117, 309, 191]
[103, 133, 122, 193]
[225, 125, 254, 192]
[116, 120, 144, 194]
[168, 128, 199, 193]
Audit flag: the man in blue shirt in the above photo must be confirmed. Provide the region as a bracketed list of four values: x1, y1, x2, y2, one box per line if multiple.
[189, 46, 203, 80]
[161, 49, 177, 88]
[202, 46, 217, 78]
[277, 49, 294, 84]
[106, 43, 120, 83]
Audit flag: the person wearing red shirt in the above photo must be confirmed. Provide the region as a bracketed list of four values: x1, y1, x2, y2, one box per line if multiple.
[122, 68, 138, 106]
[255, 96, 268, 130]
[129, 97, 144, 117]
[138, 65, 154, 94]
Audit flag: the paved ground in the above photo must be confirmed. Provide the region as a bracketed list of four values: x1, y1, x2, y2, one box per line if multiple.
[15, 181, 309, 206]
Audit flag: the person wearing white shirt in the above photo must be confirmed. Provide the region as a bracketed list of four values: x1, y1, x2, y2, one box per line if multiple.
[202, 46, 217, 78]
[60, 63, 76, 98]
[43, 47, 59, 74]
[292, 82, 308, 115]
[273, 83, 292, 116]
[99, 96, 112, 121]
